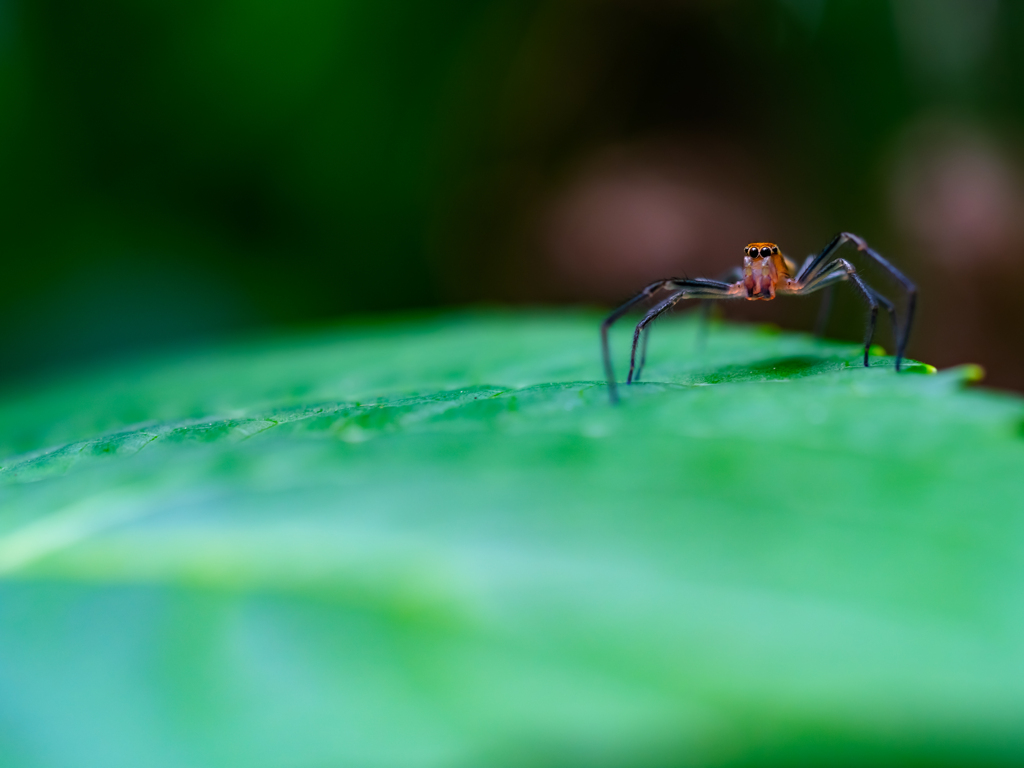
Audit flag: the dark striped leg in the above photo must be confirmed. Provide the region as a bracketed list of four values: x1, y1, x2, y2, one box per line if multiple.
[869, 287, 899, 349]
[635, 323, 652, 383]
[796, 259, 879, 367]
[627, 291, 687, 384]
[601, 281, 673, 403]
[797, 232, 916, 371]
[814, 286, 834, 337]
[602, 278, 736, 402]
[636, 267, 743, 381]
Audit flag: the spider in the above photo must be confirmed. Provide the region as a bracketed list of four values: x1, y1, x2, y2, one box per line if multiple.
[600, 232, 917, 403]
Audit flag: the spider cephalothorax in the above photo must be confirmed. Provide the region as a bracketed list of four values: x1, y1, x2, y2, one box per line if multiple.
[601, 232, 917, 403]
[742, 242, 790, 300]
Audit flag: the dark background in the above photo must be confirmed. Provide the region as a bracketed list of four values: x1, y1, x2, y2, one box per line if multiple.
[2, 0, 1022, 387]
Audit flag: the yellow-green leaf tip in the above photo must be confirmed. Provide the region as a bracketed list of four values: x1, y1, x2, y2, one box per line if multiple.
[960, 363, 985, 382]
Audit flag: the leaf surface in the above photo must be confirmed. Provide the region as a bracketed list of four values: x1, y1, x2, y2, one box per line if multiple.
[0, 312, 1021, 767]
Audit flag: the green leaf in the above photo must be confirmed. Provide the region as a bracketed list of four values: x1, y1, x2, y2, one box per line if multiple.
[0, 312, 1021, 767]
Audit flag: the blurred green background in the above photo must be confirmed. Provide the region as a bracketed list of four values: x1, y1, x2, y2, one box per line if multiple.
[2, 0, 1024, 386]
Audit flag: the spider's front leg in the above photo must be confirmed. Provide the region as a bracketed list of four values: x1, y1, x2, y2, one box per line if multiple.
[601, 280, 676, 401]
[602, 278, 738, 403]
[627, 291, 690, 384]
[635, 266, 746, 382]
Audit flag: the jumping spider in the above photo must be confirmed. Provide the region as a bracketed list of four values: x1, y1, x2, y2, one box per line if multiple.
[601, 232, 917, 402]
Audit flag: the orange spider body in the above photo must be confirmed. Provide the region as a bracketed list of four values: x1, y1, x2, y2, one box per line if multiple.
[742, 242, 796, 300]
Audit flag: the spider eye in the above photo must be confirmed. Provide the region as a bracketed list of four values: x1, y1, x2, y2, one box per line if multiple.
[771, 246, 779, 255]
[760, 246, 772, 257]
[747, 247, 758, 257]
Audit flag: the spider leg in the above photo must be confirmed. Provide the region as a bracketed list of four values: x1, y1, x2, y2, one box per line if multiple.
[798, 232, 916, 371]
[602, 278, 737, 402]
[628, 291, 687, 384]
[806, 270, 897, 348]
[637, 266, 743, 376]
[809, 266, 851, 337]
[792, 254, 839, 336]
[601, 280, 675, 401]
[628, 281, 739, 385]
[794, 259, 879, 367]
[868, 286, 899, 347]
[635, 322, 652, 382]
[814, 286, 834, 337]
[794, 266, 846, 336]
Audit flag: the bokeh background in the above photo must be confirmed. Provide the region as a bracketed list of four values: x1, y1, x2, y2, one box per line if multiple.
[1, 0, 1023, 387]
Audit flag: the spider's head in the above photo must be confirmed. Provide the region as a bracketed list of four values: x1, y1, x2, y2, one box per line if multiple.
[742, 242, 781, 300]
